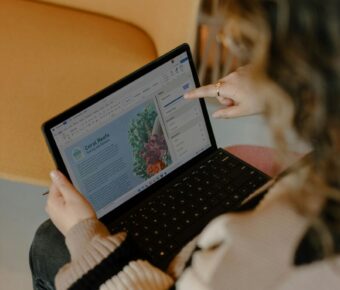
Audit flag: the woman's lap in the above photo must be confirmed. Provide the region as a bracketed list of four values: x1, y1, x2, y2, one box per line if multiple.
[29, 220, 70, 290]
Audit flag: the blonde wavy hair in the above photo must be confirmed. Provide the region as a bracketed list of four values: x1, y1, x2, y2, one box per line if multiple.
[221, 0, 340, 258]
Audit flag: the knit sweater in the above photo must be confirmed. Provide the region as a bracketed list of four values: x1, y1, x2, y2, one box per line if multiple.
[55, 173, 340, 290]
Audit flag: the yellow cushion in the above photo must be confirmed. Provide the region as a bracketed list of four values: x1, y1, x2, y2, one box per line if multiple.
[0, 0, 157, 185]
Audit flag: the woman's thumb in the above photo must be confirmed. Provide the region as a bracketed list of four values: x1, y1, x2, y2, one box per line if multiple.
[50, 170, 77, 198]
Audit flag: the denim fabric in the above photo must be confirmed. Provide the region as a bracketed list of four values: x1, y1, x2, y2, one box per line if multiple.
[29, 220, 70, 290]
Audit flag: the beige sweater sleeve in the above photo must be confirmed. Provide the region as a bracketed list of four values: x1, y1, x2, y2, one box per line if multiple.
[55, 218, 174, 290]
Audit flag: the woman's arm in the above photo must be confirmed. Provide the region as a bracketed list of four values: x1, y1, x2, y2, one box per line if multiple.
[46, 170, 174, 290]
[55, 218, 173, 290]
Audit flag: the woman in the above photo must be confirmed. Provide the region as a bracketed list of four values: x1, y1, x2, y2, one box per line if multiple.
[30, 0, 340, 289]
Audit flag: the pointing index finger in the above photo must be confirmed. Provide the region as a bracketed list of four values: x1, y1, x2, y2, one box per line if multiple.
[184, 84, 219, 99]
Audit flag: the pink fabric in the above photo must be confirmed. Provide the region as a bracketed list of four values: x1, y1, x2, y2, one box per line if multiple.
[225, 145, 302, 177]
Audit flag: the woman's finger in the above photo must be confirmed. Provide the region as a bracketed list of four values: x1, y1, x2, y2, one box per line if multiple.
[212, 106, 244, 118]
[47, 183, 61, 202]
[217, 97, 234, 106]
[184, 84, 219, 99]
[50, 170, 79, 201]
[46, 183, 62, 213]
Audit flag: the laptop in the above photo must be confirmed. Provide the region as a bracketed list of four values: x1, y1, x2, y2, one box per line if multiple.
[42, 44, 270, 270]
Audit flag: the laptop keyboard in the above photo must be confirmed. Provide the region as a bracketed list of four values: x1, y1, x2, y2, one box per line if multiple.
[109, 149, 270, 266]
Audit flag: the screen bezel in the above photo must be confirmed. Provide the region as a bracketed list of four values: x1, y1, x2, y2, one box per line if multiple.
[42, 43, 217, 221]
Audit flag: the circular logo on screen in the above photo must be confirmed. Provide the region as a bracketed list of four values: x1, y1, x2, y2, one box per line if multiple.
[72, 147, 84, 162]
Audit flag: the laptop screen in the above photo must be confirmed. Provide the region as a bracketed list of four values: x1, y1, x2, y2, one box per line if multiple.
[50, 51, 212, 218]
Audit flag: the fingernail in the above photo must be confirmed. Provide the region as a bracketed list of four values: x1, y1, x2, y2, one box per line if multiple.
[183, 93, 189, 99]
[212, 112, 220, 118]
[50, 170, 61, 181]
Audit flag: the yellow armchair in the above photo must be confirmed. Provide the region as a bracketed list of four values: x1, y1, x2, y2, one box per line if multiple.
[38, 0, 201, 55]
[0, 0, 200, 186]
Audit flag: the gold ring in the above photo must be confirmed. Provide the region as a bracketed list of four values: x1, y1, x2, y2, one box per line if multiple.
[215, 82, 221, 97]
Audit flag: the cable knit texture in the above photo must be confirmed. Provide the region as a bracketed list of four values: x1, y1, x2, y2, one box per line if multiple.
[99, 260, 173, 290]
[56, 219, 126, 290]
[65, 218, 112, 260]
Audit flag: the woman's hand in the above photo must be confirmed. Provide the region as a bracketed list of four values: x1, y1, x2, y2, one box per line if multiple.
[45, 170, 96, 236]
[184, 66, 265, 118]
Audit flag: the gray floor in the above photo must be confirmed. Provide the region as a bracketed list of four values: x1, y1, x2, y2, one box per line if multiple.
[0, 180, 47, 290]
[0, 100, 306, 290]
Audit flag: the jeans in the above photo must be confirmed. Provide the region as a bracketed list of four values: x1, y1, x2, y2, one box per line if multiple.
[29, 220, 70, 290]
